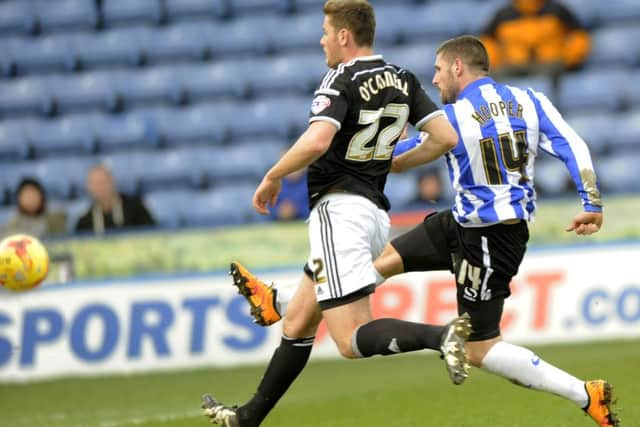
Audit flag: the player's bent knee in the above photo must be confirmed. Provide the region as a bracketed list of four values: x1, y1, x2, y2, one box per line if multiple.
[334, 338, 358, 359]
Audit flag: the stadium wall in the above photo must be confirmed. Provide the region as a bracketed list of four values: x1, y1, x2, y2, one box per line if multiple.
[1, 242, 639, 383]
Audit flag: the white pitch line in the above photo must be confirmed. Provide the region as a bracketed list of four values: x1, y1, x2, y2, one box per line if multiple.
[98, 410, 201, 427]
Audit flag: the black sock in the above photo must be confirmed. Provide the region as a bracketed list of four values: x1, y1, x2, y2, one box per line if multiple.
[353, 318, 445, 357]
[237, 336, 314, 427]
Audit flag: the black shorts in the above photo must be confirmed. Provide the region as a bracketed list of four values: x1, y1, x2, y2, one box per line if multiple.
[391, 211, 529, 341]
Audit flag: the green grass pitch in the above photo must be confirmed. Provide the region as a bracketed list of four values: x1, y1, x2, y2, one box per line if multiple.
[1, 339, 638, 427]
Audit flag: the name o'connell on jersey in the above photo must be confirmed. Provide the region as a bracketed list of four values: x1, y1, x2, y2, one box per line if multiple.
[357, 71, 409, 101]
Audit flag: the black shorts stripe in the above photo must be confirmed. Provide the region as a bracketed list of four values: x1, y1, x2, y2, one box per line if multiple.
[318, 201, 342, 298]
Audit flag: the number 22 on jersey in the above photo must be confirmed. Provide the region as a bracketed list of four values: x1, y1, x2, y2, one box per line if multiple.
[345, 103, 409, 162]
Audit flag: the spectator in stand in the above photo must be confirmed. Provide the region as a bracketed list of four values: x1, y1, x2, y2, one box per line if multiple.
[1, 178, 67, 239]
[269, 169, 309, 221]
[75, 164, 155, 234]
[405, 169, 448, 212]
[481, 0, 591, 78]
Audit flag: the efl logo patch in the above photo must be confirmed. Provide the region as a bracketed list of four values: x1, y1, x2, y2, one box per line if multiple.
[311, 95, 331, 114]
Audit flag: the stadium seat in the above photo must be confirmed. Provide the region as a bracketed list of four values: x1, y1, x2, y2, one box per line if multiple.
[403, 2, 472, 40]
[534, 158, 573, 196]
[138, 148, 204, 192]
[165, 0, 229, 21]
[558, 68, 626, 113]
[385, 172, 419, 211]
[11, 156, 94, 199]
[0, 1, 36, 35]
[228, 0, 288, 17]
[556, 0, 599, 28]
[99, 150, 153, 195]
[93, 111, 153, 152]
[101, 0, 164, 27]
[588, 25, 640, 67]
[141, 21, 214, 63]
[141, 104, 231, 145]
[183, 184, 257, 227]
[202, 140, 285, 184]
[382, 42, 440, 83]
[504, 75, 554, 101]
[597, 152, 640, 193]
[229, 96, 309, 140]
[609, 110, 640, 153]
[564, 112, 612, 156]
[267, 11, 323, 53]
[25, 114, 98, 156]
[64, 197, 91, 231]
[248, 53, 323, 96]
[0, 118, 31, 160]
[48, 72, 119, 114]
[624, 68, 640, 109]
[144, 188, 196, 228]
[33, 0, 98, 32]
[363, 4, 413, 45]
[0, 76, 53, 117]
[72, 27, 151, 68]
[595, 0, 640, 24]
[211, 15, 275, 56]
[0, 206, 14, 227]
[178, 61, 249, 102]
[114, 67, 182, 108]
[6, 34, 78, 74]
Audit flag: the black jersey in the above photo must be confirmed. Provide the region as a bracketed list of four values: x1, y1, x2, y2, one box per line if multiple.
[307, 55, 442, 211]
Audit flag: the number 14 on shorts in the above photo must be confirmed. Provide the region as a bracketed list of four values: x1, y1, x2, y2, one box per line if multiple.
[456, 258, 493, 302]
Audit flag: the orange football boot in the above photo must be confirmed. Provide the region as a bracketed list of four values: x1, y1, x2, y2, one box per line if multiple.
[230, 261, 281, 326]
[583, 380, 621, 426]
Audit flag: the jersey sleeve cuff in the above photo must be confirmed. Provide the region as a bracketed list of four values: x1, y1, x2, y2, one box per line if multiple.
[309, 116, 341, 130]
[414, 110, 444, 130]
[583, 204, 603, 213]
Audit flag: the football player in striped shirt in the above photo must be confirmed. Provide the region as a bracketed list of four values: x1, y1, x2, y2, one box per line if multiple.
[232, 35, 620, 426]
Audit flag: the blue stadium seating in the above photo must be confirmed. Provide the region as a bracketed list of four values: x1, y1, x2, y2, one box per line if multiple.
[268, 11, 323, 53]
[72, 27, 150, 68]
[0, 76, 53, 117]
[534, 158, 573, 196]
[141, 21, 214, 63]
[6, 34, 78, 74]
[165, 0, 229, 21]
[625, 68, 640, 109]
[144, 189, 195, 228]
[597, 152, 640, 193]
[201, 141, 285, 185]
[141, 104, 231, 145]
[248, 53, 324, 96]
[101, 0, 164, 27]
[588, 25, 640, 67]
[64, 197, 91, 231]
[98, 150, 152, 195]
[403, 2, 473, 40]
[560, 0, 599, 27]
[0, 205, 14, 227]
[564, 112, 612, 156]
[609, 110, 640, 152]
[177, 62, 249, 101]
[228, 0, 289, 17]
[229, 96, 309, 140]
[558, 68, 626, 113]
[114, 67, 182, 108]
[33, 0, 98, 32]
[0, 118, 31, 160]
[0, 1, 36, 35]
[48, 72, 119, 113]
[374, 4, 416, 45]
[504, 75, 554, 100]
[138, 148, 204, 191]
[182, 184, 258, 227]
[26, 114, 98, 156]
[93, 111, 152, 152]
[382, 42, 440, 82]
[385, 173, 419, 212]
[211, 15, 275, 56]
[595, 0, 640, 25]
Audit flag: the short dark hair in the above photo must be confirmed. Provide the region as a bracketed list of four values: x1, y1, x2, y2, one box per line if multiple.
[436, 35, 490, 73]
[323, 0, 375, 47]
[16, 177, 47, 215]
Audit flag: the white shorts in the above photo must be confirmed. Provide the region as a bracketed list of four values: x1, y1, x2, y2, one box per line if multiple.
[307, 193, 390, 304]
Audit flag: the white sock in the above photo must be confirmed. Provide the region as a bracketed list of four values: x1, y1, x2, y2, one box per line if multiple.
[481, 341, 588, 408]
[274, 282, 297, 316]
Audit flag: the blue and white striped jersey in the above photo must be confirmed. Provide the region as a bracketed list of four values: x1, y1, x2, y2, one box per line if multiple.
[443, 77, 602, 226]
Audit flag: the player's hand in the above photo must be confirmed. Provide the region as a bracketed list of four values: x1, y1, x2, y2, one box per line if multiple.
[565, 211, 603, 235]
[390, 157, 406, 173]
[253, 176, 282, 215]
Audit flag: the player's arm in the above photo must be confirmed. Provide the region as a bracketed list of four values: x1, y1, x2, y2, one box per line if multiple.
[532, 90, 603, 235]
[253, 121, 336, 214]
[392, 114, 457, 172]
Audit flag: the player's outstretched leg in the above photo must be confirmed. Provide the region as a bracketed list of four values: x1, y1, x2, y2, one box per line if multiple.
[440, 313, 472, 385]
[583, 380, 621, 426]
[202, 394, 239, 427]
[230, 261, 281, 326]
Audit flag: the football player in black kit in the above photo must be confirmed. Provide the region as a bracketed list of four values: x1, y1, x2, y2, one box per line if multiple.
[202, 1, 468, 426]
